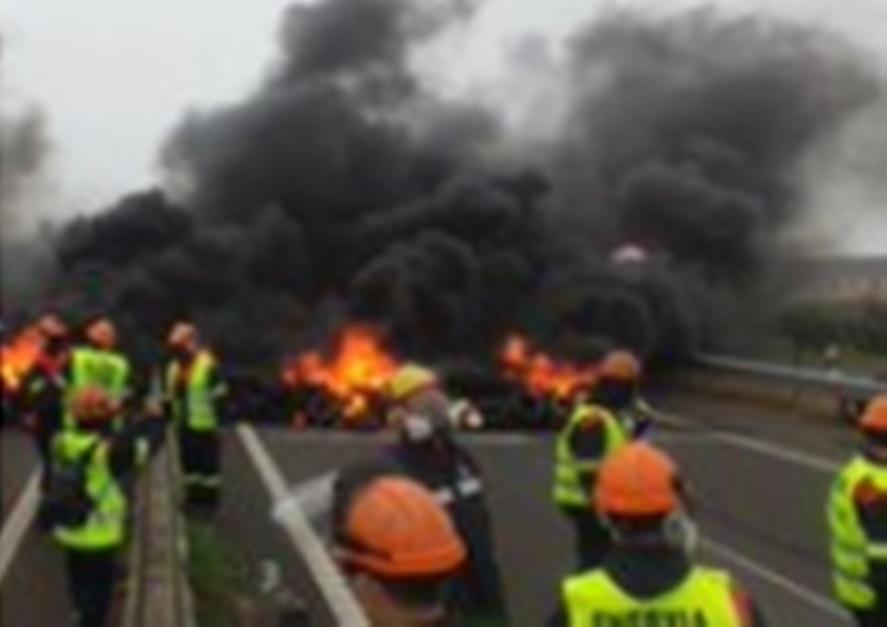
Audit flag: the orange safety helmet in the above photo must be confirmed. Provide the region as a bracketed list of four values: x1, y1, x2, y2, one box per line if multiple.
[167, 321, 198, 351]
[595, 442, 680, 517]
[599, 350, 643, 383]
[86, 318, 117, 349]
[338, 477, 466, 578]
[37, 314, 67, 339]
[70, 385, 115, 424]
[860, 395, 887, 435]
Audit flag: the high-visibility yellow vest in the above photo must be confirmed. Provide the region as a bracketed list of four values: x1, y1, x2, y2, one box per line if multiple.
[553, 403, 629, 509]
[563, 567, 743, 627]
[68, 347, 130, 399]
[65, 347, 130, 428]
[52, 430, 126, 551]
[828, 455, 887, 610]
[166, 351, 225, 432]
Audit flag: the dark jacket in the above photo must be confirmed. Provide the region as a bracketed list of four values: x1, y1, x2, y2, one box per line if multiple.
[20, 352, 69, 437]
[548, 546, 767, 626]
[105, 415, 168, 479]
[383, 437, 509, 622]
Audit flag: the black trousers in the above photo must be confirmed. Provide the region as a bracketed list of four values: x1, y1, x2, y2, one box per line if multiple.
[561, 506, 612, 572]
[854, 609, 887, 627]
[33, 428, 56, 489]
[64, 548, 117, 627]
[177, 428, 221, 511]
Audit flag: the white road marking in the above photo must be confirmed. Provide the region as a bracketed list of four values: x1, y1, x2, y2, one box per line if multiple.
[658, 411, 842, 473]
[702, 538, 851, 623]
[654, 409, 852, 620]
[276, 472, 336, 522]
[236, 424, 369, 627]
[267, 429, 537, 447]
[713, 432, 841, 474]
[0, 471, 40, 584]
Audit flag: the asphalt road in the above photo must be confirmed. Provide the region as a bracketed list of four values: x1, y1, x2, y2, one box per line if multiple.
[0, 428, 71, 627]
[241, 392, 856, 627]
[0, 392, 860, 626]
[0, 429, 38, 524]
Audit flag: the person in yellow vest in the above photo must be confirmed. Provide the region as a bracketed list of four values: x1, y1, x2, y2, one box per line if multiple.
[553, 351, 646, 571]
[594, 349, 655, 439]
[66, 317, 132, 429]
[828, 395, 887, 627]
[164, 321, 227, 513]
[549, 442, 766, 626]
[50, 385, 167, 627]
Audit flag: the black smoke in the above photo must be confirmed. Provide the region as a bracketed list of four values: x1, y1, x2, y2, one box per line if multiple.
[0, 109, 49, 232]
[550, 11, 876, 280]
[29, 3, 881, 368]
[1, 34, 55, 309]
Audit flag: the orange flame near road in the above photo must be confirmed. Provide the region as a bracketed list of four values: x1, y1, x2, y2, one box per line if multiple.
[500, 335, 596, 401]
[282, 327, 399, 421]
[1, 326, 44, 397]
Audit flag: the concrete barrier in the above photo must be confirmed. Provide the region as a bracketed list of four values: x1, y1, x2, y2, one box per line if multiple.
[123, 433, 195, 627]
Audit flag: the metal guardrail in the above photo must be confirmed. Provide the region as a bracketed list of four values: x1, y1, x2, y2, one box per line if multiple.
[692, 353, 887, 400]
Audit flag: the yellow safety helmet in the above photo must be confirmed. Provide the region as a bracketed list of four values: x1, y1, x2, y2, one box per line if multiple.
[387, 364, 438, 404]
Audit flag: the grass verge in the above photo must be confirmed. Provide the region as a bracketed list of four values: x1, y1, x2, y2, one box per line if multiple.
[187, 520, 250, 627]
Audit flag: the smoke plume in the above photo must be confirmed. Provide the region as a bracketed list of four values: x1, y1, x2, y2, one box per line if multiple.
[0, 109, 49, 234]
[31, 2, 881, 367]
[1, 35, 55, 309]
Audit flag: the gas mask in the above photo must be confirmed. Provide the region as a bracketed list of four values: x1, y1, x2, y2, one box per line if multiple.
[604, 508, 699, 557]
[402, 414, 435, 443]
[662, 509, 700, 557]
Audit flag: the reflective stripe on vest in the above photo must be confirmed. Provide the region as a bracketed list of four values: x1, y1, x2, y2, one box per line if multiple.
[827, 455, 887, 610]
[553, 404, 629, 509]
[563, 567, 743, 627]
[166, 351, 223, 432]
[52, 430, 126, 550]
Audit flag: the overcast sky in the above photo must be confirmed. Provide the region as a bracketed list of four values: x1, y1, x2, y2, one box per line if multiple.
[2, 0, 885, 253]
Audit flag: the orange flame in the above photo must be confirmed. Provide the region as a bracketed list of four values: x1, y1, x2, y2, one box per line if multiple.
[499, 335, 596, 401]
[1, 326, 44, 397]
[282, 327, 399, 422]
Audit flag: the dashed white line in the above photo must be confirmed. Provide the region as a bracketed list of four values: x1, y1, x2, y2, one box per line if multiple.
[269, 430, 537, 447]
[657, 411, 842, 473]
[657, 410, 849, 620]
[0, 471, 40, 584]
[712, 432, 841, 474]
[236, 424, 369, 627]
[702, 538, 851, 623]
